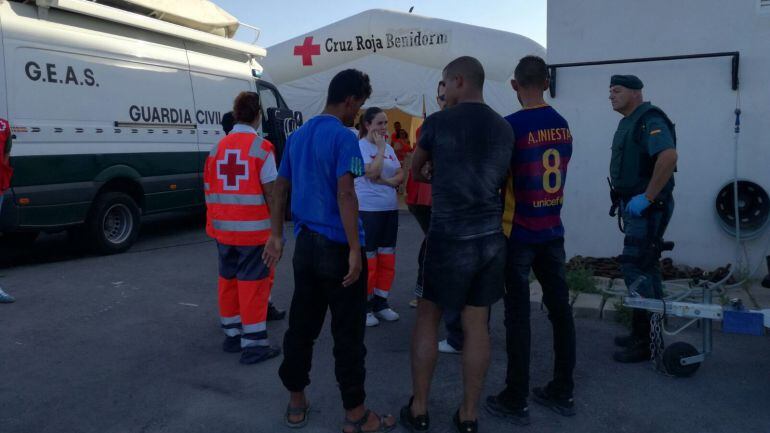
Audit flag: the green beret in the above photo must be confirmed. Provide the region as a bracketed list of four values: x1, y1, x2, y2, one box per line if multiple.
[610, 75, 643, 89]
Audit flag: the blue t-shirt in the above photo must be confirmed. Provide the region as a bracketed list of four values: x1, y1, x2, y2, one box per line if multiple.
[278, 115, 366, 244]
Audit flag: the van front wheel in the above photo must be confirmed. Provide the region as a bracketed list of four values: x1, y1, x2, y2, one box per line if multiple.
[87, 192, 140, 254]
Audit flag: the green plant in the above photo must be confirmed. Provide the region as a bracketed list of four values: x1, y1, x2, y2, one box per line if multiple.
[613, 299, 633, 329]
[566, 266, 599, 294]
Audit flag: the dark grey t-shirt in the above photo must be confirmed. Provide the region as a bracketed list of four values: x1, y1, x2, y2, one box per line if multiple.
[419, 102, 514, 239]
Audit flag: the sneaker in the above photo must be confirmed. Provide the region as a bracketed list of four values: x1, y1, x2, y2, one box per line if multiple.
[0, 288, 15, 304]
[531, 386, 575, 417]
[240, 345, 281, 365]
[267, 303, 287, 321]
[366, 312, 380, 327]
[409, 299, 418, 308]
[374, 308, 400, 322]
[222, 336, 242, 353]
[484, 394, 530, 425]
[438, 339, 462, 354]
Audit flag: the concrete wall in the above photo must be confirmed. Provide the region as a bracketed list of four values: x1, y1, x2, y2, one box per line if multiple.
[547, 0, 770, 271]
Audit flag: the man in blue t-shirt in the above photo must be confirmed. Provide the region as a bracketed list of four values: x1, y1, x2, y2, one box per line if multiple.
[263, 69, 396, 432]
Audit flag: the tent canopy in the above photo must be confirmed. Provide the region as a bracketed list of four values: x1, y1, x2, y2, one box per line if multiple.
[262, 9, 545, 119]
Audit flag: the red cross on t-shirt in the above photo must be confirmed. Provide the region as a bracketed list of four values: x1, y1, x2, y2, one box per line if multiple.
[217, 149, 249, 190]
[294, 36, 321, 66]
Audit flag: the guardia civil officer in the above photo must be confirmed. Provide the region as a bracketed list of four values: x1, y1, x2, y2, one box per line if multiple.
[607, 75, 678, 363]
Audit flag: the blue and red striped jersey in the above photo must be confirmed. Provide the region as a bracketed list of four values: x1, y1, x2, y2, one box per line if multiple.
[503, 105, 572, 243]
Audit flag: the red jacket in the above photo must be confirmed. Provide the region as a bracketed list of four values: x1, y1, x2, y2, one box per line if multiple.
[0, 118, 12, 194]
[204, 132, 274, 246]
[405, 126, 432, 206]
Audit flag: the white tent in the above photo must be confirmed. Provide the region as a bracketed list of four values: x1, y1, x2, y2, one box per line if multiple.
[261, 9, 545, 120]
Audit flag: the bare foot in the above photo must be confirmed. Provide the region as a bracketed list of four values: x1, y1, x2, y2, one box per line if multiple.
[287, 392, 309, 424]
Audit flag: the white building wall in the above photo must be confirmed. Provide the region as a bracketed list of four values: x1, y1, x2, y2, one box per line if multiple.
[547, 0, 770, 271]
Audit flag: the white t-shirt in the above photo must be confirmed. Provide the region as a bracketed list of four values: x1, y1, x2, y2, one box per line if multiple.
[355, 138, 400, 211]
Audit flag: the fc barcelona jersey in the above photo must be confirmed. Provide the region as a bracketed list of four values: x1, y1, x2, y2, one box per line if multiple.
[503, 105, 572, 243]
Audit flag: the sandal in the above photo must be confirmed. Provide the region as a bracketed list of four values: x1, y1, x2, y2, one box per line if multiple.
[284, 402, 311, 429]
[452, 409, 478, 433]
[342, 409, 396, 433]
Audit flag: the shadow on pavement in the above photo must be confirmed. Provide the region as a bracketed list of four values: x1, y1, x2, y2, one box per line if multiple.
[0, 210, 206, 269]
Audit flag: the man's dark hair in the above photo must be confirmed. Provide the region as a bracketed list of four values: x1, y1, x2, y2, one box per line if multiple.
[326, 69, 372, 105]
[221, 111, 235, 135]
[443, 56, 485, 91]
[514, 55, 549, 88]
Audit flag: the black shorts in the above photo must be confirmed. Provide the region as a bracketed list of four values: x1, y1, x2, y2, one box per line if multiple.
[360, 210, 398, 251]
[418, 232, 506, 309]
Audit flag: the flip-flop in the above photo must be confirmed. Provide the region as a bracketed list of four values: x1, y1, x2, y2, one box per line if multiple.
[342, 409, 396, 433]
[285, 402, 311, 429]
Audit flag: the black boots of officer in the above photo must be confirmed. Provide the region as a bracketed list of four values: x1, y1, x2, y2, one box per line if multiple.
[762, 256, 770, 289]
[613, 310, 656, 363]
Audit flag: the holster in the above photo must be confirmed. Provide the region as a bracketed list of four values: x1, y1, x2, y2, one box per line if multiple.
[619, 199, 674, 268]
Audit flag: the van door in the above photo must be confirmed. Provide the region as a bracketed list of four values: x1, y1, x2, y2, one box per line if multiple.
[257, 81, 300, 165]
[185, 48, 255, 203]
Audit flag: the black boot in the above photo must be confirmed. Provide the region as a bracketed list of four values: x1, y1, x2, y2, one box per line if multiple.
[613, 311, 653, 363]
[614, 310, 649, 347]
[613, 339, 652, 363]
[532, 385, 575, 417]
[267, 302, 286, 321]
[222, 336, 242, 353]
[240, 345, 281, 364]
[484, 390, 530, 425]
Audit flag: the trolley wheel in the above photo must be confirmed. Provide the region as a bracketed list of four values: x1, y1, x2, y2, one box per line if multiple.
[663, 342, 701, 377]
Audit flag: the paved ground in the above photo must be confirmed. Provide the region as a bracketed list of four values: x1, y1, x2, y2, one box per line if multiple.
[1, 211, 769, 433]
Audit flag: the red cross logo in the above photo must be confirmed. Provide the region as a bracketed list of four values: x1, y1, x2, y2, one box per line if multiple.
[217, 149, 249, 191]
[294, 36, 321, 66]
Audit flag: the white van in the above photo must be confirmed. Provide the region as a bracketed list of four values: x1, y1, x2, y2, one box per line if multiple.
[0, 0, 300, 253]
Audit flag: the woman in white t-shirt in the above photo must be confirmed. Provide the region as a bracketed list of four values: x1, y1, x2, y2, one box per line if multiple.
[355, 107, 404, 327]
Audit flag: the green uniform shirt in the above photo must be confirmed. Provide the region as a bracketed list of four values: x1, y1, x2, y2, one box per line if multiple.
[610, 102, 675, 196]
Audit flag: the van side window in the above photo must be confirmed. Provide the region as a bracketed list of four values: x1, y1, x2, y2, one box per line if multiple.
[258, 86, 279, 119]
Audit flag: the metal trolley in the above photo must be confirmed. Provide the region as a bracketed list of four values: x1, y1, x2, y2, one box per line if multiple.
[618, 272, 770, 377]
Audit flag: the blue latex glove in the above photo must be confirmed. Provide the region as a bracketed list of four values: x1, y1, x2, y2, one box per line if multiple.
[624, 194, 652, 217]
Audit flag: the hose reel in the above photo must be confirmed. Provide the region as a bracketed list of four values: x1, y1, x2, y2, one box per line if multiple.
[715, 180, 770, 241]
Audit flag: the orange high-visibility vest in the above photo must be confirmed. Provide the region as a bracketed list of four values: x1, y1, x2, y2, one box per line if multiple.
[0, 118, 12, 193]
[204, 132, 274, 246]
